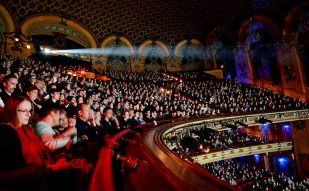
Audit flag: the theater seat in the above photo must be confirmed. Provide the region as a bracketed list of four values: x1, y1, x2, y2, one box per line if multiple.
[0, 164, 50, 190]
[237, 185, 243, 191]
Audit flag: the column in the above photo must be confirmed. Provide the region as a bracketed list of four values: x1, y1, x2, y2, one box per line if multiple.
[274, 36, 308, 101]
[290, 120, 309, 179]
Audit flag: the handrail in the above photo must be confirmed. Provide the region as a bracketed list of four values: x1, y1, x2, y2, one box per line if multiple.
[89, 129, 131, 191]
[142, 109, 309, 191]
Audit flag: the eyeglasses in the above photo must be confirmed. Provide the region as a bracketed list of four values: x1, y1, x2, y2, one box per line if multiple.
[18, 109, 33, 115]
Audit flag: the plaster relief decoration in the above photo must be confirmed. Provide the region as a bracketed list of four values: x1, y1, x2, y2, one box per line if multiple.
[299, 153, 309, 175]
[166, 52, 179, 72]
[0, 15, 7, 47]
[141, 40, 166, 72]
[5, 28, 31, 53]
[52, 32, 67, 47]
[235, 44, 250, 83]
[284, 66, 296, 82]
[248, 25, 280, 85]
[292, 120, 306, 129]
[106, 36, 131, 72]
[179, 39, 203, 71]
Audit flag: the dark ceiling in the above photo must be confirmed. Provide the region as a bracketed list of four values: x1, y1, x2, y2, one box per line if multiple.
[2, 0, 298, 46]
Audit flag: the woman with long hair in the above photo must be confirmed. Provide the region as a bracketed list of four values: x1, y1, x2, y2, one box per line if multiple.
[0, 95, 92, 190]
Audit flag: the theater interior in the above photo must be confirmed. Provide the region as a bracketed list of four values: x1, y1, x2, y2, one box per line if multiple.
[1, 0, 309, 191]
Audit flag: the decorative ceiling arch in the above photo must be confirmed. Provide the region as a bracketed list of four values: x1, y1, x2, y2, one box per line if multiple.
[100, 34, 134, 55]
[174, 39, 204, 57]
[238, 15, 279, 44]
[0, 2, 16, 32]
[206, 27, 236, 48]
[283, 5, 302, 37]
[25, 21, 92, 48]
[20, 15, 97, 48]
[139, 38, 170, 57]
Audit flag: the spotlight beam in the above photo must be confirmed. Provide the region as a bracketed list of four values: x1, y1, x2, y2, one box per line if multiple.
[50, 47, 133, 57]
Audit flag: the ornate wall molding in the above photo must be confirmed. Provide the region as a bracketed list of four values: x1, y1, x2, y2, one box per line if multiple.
[190, 142, 292, 164]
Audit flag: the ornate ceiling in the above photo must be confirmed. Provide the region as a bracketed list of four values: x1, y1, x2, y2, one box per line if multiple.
[2, 0, 296, 46]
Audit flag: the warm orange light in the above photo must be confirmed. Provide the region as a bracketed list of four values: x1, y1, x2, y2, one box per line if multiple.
[73, 74, 77, 76]
[180, 80, 183, 83]
[15, 38, 19, 42]
[67, 72, 72, 75]
[221, 65, 224, 68]
[81, 71, 85, 74]
[199, 144, 203, 150]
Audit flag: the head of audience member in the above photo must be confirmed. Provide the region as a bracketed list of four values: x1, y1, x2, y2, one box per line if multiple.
[122, 110, 129, 120]
[77, 96, 84, 104]
[76, 103, 90, 122]
[49, 88, 60, 102]
[103, 107, 113, 121]
[66, 96, 76, 106]
[29, 75, 36, 85]
[3, 74, 18, 96]
[94, 109, 101, 125]
[59, 109, 68, 130]
[26, 85, 39, 101]
[86, 96, 93, 106]
[40, 105, 61, 127]
[2, 95, 33, 128]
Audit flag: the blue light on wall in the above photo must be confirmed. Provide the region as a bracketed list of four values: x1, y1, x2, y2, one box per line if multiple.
[284, 125, 289, 128]
[226, 73, 231, 79]
[279, 158, 284, 162]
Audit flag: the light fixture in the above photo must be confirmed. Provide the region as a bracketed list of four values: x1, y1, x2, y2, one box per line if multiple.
[26, 45, 30, 49]
[221, 65, 224, 69]
[73, 74, 76, 76]
[67, 72, 72, 75]
[256, 117, 272, 124]
[45, 48, 50, 53]
[246, 17, 261, 44]
[279, 158, 284, 162]
[225, 124, 238, 130]
[235, 121, 248, 128]
[15, 38, 19, 42]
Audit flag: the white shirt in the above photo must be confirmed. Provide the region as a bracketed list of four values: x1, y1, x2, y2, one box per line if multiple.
[35, 121, 77, 153]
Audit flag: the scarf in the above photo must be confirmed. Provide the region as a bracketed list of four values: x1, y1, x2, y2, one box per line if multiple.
[15, 125, 55, 165]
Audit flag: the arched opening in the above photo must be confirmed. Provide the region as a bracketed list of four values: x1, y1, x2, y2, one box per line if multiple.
[249, 30, 281, 85]
[21, 15, 97, 48]
[209, 28, 237, 79]
[139, 39, 170, 72]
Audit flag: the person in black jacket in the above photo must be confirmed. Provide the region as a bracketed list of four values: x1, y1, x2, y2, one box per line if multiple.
[101, 107, 120, 135]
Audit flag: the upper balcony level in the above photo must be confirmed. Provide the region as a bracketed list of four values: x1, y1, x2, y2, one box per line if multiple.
[125, 109, 309, 191]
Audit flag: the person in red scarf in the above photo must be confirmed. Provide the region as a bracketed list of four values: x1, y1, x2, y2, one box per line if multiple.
[0, 95, 92, 191]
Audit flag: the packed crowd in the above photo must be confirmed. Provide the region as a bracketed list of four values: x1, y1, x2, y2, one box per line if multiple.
[177, 128, 269, 156]
[205, 160, 309, 191]
[0, 50, 307, 190]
